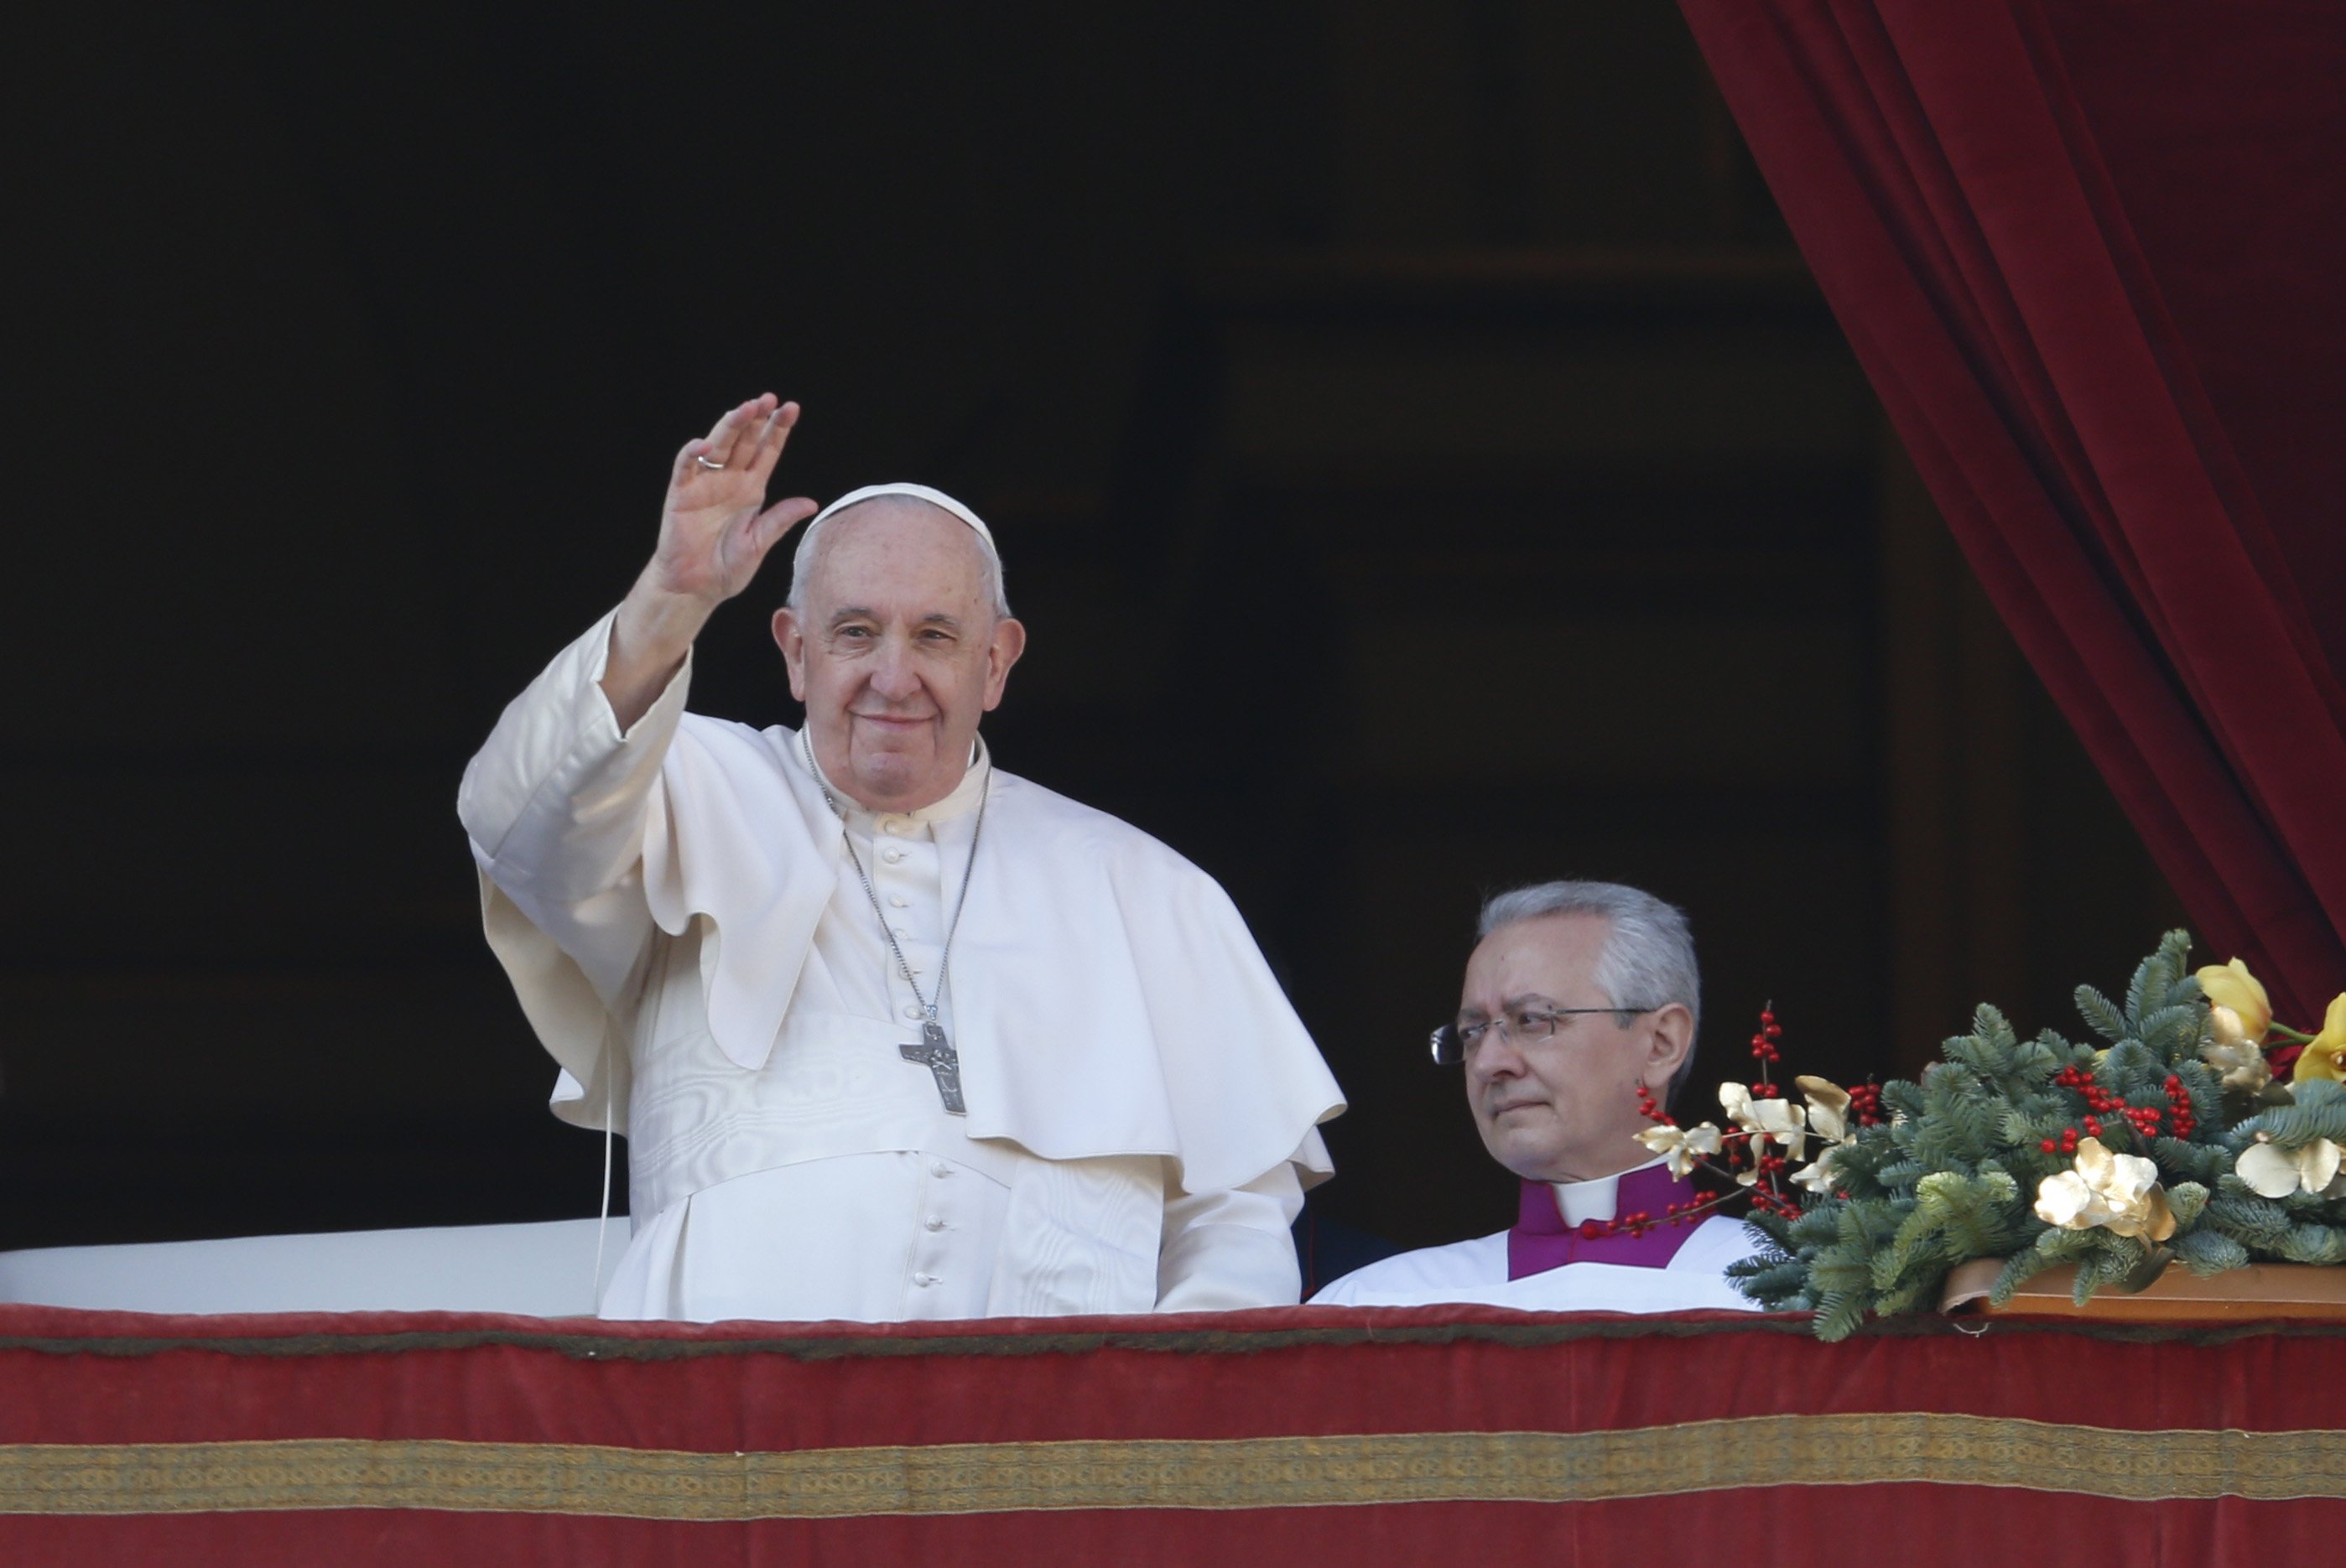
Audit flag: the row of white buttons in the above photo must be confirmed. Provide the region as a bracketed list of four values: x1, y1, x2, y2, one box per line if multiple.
[912, 1162, 954, 1290]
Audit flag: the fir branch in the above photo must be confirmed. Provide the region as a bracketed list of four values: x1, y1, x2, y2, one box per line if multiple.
[2173, 1228, 2250, 1277]
[2272, 1222, 2346, 1267]
[2031, 1226, 2099, 1264]
[1874, 1158, 1927, 1189]
[2234, 1079, 2346, 1149]
[2203, 1191, 2294, 1249]
[1872, 1275, 1940, 1316]
[1988, 1247, 2063, 1305]
[2124, 950, 2157, 1031]
[2075, 985, 2129, 1045]
[2138, 1004, 2202, 1064]
[2151, 1138, 2228, 1184]
[1813, 1290, 1867, 1342]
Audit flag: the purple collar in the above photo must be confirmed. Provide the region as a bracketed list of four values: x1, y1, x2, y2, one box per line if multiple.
[1506, 1163, 1702, 1280]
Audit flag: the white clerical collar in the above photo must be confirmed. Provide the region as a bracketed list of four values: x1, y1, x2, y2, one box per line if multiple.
[1549, 1154, 1672, 1226]
[796, 729, 991, 827]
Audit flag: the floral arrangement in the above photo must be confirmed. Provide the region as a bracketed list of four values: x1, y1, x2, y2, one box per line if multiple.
[1684, 931, 2346, 1340]
[1620, 1006, 1885, 1238]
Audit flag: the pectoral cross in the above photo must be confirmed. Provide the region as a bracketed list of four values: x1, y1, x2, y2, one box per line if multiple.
[900, 1020, 967, 1114]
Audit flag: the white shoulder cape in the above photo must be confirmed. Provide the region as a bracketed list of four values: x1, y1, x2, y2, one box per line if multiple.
[492, 709, 1344, 1197]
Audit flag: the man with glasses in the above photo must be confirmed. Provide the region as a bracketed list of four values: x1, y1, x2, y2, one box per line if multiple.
[1310, 880, 1760, 1310]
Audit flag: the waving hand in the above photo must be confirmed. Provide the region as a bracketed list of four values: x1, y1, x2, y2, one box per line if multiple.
[604, 394, 819, 727]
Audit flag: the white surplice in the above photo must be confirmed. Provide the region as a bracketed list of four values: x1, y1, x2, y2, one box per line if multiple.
[1308, 1165, 1764, 1312]
[460, 610, 1345, 1323]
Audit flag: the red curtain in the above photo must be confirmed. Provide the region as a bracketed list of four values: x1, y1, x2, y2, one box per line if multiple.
[1675, 0, 2346, 1020]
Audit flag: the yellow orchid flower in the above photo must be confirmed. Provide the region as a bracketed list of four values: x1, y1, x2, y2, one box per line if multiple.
[2198, 958, 2273, 1042]
[2032, 1137, 2177, 1242]
[1634, 1120, 1722, 1179]
[2236, 1134, 2346, 1199]
[2291, 994, 2346, 1083]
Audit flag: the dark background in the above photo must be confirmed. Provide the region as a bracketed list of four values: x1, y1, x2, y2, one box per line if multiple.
[3, 3, 2182, 1254]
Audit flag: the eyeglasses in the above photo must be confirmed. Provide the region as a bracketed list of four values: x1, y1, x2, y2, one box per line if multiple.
[1428, 1005, 1657, 1066]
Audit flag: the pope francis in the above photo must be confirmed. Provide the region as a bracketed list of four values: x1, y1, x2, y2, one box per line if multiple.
[460, 395, 1345, 1323]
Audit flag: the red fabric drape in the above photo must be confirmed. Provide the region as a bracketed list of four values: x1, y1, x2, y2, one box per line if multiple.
[1676, 0, 2346, 1020]
[8, 1304, 2346, 1560]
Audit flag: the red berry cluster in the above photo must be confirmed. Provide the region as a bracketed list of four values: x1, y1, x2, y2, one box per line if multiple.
[1746, 1184, 1798, 1218]
[2057, 1067, 2115, 1138]
[1846, 1082, 1884, 1126]
[1578, 1211, 1657, 1240]
[1750, 1008, 1783, 1098]
[2040, 1063, 2187, 1150]
[1634, 1082, 1675, 1128]
[2164, 1073, 2197, 1139]
[2052, 1064, 2109, 1102]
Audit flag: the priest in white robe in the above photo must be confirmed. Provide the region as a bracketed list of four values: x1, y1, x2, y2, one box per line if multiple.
[1312, 881, 1760, 1312]
[460, 394, 1344, 1324]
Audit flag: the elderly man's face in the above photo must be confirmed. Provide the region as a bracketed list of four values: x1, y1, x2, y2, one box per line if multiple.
[1459, 913, 1692, 1184]
[771, 501, 1024, 813]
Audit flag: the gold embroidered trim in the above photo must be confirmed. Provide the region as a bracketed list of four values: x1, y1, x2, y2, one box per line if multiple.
[7, 1415, 2340, 1519]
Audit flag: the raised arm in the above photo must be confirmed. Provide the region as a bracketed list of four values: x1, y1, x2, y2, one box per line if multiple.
[602, 395, 819, 729]
[460, 396, 818, 1015]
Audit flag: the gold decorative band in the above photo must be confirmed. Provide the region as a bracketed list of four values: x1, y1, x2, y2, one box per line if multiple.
[8, 1415, 2343, 1519]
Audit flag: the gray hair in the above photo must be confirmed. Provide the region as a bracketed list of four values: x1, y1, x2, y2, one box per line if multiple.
[1477, 880, 1702, 1103]
[784, 496, 1012, 619]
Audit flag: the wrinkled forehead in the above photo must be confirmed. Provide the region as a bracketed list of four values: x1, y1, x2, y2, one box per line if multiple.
[804, 497, 993, 603]
[1460, 913, 1613, 1012]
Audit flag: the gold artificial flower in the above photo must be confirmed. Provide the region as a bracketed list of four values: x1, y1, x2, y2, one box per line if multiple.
[1788, 1146, 1841, 1193]
[2235, 1134, 2346, 1199]
[1720, 1082, 1811, 1163]
[2201, 1005, 2271, 1091]
[1634, 1121, 1722, 1179]
[2032, 1136, 2177, 1241]
[2198, 958, 2273, 1042]
[2291, 994, 2346, 1083]
[1794, 1075, 1852, 1145]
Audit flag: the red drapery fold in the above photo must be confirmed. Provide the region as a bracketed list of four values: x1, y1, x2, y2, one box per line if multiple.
[1676, 0, 2346, 1020]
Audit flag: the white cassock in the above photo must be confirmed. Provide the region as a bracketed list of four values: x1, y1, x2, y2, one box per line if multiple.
[460, 610, 1345, 1323]
[1309, 1160, 1764, 1312]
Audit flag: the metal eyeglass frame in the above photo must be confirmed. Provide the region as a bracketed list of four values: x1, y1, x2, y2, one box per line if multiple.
[1428, 1005, 1658, 1067]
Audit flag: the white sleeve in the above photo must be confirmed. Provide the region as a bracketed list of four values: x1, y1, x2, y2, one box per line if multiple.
[458, 607, 692, 1013]
[1153, 1159, 1307, 1311]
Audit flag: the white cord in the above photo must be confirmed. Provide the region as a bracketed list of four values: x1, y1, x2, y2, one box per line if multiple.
[591, 1046, 614, 1313]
